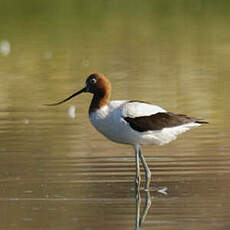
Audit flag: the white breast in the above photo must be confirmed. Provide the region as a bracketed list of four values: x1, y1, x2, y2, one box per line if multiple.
[89, 100, 132, 144]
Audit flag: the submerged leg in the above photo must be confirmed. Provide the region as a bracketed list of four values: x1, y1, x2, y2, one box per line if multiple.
[139, 190, 152, 227]
[135, 187, 152, 230]
[135, 188, 141, 230]
[133, 145, 141, 190]
[139, 149, 151, 190]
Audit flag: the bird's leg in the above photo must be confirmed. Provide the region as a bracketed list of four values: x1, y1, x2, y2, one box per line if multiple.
[139, 190, 152, 227]
[134, 146, 141, 191]
[134, 183, 151, 230]
[139, 149, 151, 191]
[135, 187, 141, 230]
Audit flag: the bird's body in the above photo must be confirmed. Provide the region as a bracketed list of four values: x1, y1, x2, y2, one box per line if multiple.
[48, 73, 208, 191]
[89, 100, 202, 146]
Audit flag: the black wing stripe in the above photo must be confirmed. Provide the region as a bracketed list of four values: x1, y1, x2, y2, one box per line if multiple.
[124, 112, 208, 132]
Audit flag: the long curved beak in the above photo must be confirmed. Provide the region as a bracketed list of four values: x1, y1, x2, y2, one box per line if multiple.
[45, 87, 87, 106]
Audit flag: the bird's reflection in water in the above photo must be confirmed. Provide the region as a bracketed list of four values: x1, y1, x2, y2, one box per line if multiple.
[134, 186, 168, 229]
[135, 190, 152, 230]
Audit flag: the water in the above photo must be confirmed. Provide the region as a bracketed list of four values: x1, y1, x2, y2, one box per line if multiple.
[0, 1, 230, 229]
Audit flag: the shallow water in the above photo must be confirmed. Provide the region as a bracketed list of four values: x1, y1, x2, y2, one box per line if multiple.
[0, 1, 230, 229]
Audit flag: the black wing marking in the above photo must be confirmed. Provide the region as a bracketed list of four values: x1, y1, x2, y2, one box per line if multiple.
[124, 112, 208, 132]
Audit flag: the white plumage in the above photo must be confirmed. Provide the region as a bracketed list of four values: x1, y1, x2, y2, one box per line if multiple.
[122, 101, 166, 118]
[89, 100, 201, 146]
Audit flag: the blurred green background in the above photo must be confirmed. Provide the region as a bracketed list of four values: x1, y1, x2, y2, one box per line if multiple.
[0, 0, 229, 156]
[0, 1, 230, 230]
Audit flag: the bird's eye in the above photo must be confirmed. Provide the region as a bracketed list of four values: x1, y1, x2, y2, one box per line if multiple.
[90, 78, 97, 85]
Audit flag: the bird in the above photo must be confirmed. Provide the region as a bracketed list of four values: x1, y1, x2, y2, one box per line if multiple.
[47, 73, 208, 191]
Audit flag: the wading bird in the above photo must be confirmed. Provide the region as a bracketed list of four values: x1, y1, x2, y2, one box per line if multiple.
[47, 73, 208, 191]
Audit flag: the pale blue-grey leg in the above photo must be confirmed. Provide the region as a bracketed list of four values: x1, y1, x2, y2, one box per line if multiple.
[133, 145, 141, 190]
[134, 188, 152, 230]
[139, 149, 151, 190]
[135, 188, 141, 230]
[139, 190, 151, 226]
